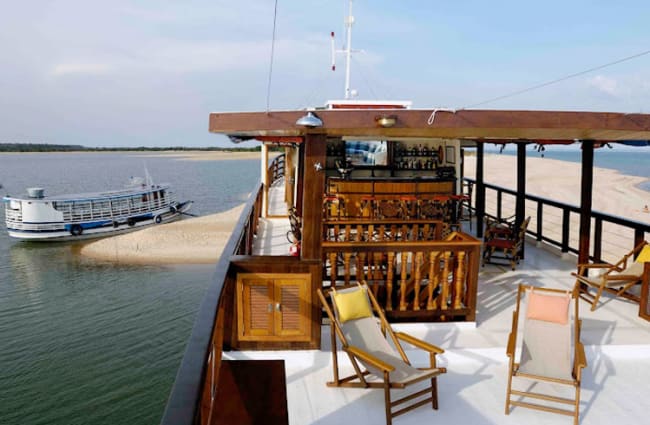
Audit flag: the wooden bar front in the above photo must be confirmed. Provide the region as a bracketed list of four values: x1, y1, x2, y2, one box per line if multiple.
[327, 177, 455, 217]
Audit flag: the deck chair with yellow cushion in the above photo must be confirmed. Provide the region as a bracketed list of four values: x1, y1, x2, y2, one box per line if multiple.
[572, 240, 648, 311]
[505, 284, 587, 425]
[317, 283, 446, 425]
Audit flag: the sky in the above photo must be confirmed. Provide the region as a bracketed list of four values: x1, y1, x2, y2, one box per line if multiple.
[2, 0, 650, 148]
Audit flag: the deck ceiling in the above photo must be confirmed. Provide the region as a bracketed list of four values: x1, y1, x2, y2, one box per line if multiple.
[209, 109, 650, 142]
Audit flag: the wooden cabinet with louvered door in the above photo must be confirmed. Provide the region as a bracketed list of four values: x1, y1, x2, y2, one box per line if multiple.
[237, 273, 312, 342]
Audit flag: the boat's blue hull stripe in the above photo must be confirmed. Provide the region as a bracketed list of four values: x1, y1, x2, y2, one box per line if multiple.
[7, 213, 156, 233]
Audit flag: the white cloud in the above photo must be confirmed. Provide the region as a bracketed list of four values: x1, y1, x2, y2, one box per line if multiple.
[50, 62, 112, 77]
[587, 75, 619, 96]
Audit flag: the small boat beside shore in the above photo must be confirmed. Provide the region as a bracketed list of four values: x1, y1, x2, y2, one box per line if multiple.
[3, 180, 192, 242]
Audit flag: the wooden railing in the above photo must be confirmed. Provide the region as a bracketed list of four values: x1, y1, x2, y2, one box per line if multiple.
[465, 178, 650, 263]
[322, 232, 481, 322]
[160, 182, 263, 425]
[268, 153, 285, 183]
[323, 219, 445, 242]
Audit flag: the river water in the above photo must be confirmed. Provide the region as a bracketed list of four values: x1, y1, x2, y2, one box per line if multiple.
[0, 153, 260, 425]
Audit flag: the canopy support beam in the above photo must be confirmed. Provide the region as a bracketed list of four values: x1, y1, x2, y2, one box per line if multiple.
[579, 140, 595, 265]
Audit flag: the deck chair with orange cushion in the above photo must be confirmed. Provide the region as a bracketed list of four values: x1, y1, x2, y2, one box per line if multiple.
[505, 284, 587, 425]
[317, 283, 446, 425]
[572, 240, 648, 311]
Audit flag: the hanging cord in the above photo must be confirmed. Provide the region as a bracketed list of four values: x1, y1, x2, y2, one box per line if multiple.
[265, 0, 279, 113]
[459, 48, 650, 110]
[427, 108, 457, 125]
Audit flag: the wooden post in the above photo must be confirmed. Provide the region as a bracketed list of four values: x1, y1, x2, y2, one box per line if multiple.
[475, 143, 485, 238]
[301, 134, 326, 260]
[578, 141, 594, 265]
[296, 143, 305, 218]
[284, 147, 295, 208]
[516, 142, 527, 258]
[640, 262, 650, 320]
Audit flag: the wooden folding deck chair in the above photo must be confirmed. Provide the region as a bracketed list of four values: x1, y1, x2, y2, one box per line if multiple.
[482, 216, 531, 270]
[505, 284, 587, 425]
[572, 240, 648, 311]
[317, 283, 446, 425]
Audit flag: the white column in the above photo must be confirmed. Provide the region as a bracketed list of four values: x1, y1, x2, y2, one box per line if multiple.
[261, 143, 269, 217]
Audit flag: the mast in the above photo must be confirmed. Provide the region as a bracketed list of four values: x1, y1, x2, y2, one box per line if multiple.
[331, 0, 359, 99]
[344, 0, 354, 99]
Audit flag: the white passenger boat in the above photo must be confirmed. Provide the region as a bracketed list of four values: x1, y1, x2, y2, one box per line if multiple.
[3, 180, 192, 241]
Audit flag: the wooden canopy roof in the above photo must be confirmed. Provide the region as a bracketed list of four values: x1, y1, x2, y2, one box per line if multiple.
[209, 109, 650, 143]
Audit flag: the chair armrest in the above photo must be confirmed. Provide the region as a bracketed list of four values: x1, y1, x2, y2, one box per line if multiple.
[571, 272, 601, 285]
[575, 341, 587, 370]
[576, 263, 613, 270]
[394, 332, 444, 354]
[506, 311, 517, 358]
[346, 346, 395, 372]
[506, 332, 516, 358]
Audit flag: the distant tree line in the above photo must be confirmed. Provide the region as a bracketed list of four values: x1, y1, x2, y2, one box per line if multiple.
[0, 143, 274, 152]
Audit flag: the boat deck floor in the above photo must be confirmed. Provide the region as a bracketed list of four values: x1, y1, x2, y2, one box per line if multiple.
[237, 182, 650, 425]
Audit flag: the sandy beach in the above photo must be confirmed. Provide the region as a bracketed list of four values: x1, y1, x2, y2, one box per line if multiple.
[80, 204, 245, 264]
[80, 153, 649, 265]
[136, 150, 278, 161]
[465, 154, 650, 222]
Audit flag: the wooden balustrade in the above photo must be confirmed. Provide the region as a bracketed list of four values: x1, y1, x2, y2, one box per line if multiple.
[465, 177, 650, 263]
[323, 219, 445, 242]
[322, 232, 481, 322]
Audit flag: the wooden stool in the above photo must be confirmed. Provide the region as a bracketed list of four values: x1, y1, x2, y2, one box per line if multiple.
[419, 195, 450, 220]
[323, 195, 346, 220]
[399, 195, 418, 219]
[358, 196, 377, 218]
[376, 199, 403, 219]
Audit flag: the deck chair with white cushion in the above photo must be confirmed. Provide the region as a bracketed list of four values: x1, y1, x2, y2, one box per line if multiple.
[317, 283, 446, 425]
[505, 284, 587, 425]
[572, 240, 648, 311]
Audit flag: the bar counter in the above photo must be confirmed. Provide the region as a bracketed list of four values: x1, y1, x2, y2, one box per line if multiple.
[326, 176, 456, 218]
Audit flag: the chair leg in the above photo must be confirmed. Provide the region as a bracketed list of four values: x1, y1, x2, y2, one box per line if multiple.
[591, 283, 605, 312]
[573, 383, 581, 425]
[431, 376, 439, 410]
[383, 373, 392, 425]
[505, 362, 514, 415]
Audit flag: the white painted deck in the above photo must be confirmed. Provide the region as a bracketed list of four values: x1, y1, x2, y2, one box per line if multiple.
[237, 182, 650, 425]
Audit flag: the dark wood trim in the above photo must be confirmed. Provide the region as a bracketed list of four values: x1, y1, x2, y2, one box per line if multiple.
[211, 360, 288, 425]
[475, 143, 485, 238]
[579, 141, 594, 265]
[301, 133, 326, 260]
[209, 109, 650, 141]
[295, 144, 305, 217]
[516, 143, 527, 258]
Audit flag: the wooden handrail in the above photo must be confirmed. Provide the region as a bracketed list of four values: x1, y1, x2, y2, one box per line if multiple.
[465, 177, 650, 263]
[160, 181, 265, 425]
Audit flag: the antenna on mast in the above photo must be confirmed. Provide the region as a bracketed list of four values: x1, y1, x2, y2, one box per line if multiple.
[331, 0, 360, 99]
